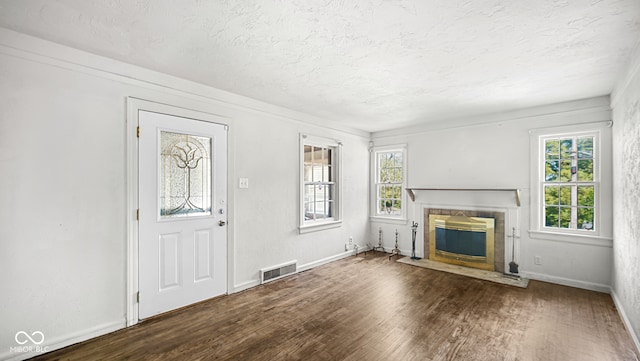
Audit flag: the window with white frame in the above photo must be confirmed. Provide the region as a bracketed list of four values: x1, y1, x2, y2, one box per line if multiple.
[300, 134, 341, 231]
[541, 134, 596, 231]
[372, 146, 406, 219]
[530, 121, 613, 242]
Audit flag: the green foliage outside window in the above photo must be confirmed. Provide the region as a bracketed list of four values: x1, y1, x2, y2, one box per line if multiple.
[377, 151, 403, 215]
[543, 136, 595, 231]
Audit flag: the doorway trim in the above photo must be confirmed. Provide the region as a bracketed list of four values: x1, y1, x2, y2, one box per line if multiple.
[126, 97, 234, 326]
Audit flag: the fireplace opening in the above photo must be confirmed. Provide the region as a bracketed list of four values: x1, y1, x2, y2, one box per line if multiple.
[429, 214, 495, 271]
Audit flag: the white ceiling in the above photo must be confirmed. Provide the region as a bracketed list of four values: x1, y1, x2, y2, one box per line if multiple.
[1, 0, 639, 132]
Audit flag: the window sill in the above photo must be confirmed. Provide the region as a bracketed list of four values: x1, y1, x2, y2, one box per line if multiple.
[369, 216, 408, 225]
[528, 230, 612, 247]
[299, 220, 342, 234]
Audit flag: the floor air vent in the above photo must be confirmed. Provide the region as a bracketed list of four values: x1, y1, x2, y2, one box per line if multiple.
[260, 261, 297, 284]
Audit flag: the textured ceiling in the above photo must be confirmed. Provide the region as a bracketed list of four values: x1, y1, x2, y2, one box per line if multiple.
[1, 0, 639, 132]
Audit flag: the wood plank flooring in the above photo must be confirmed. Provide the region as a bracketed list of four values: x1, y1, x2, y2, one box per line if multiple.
[33, 253, 638, 361]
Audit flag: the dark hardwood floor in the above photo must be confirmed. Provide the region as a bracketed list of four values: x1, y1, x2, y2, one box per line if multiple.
[34, 253, 638, 361]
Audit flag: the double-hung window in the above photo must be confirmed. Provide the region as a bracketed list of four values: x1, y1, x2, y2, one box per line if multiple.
[299, 134, 342, 232]
[542, 135, 596, 231]
[530, 121, 612, 242]
[371, 145, 407, 221]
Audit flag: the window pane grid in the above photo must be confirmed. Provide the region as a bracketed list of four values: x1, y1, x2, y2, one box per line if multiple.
[303, 143, 336, 223]
[375, 150, 404, 216]
[542, 135, 596, 231]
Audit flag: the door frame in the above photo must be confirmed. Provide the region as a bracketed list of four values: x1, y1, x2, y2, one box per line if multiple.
[126, 97, 234, 326]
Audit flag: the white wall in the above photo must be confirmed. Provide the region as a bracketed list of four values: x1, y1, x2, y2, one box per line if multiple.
[370, 96, 614, 292]
[0, 25, 633, 359]
[232, 110, 370, 289]
[0, 29, 369, 360]
[611, 41, 640, 351]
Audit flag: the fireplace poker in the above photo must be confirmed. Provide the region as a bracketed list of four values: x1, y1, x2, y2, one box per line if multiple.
[509, 227, 519, 274]
[411, 221, 420, 260]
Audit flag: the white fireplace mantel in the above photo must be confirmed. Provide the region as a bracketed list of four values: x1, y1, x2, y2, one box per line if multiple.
[406, 188, 521, 206]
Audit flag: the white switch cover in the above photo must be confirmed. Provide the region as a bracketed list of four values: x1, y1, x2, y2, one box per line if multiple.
[239, 178, 249, 189]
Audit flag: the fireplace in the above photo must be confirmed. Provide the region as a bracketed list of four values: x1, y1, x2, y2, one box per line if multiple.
[424, 208, 505, 273]
[429, 214, 495, 271]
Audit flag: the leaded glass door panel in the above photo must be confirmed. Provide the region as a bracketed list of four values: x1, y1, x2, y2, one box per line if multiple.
[159, 131, 212, 218]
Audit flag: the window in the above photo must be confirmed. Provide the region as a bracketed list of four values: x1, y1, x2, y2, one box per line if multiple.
[542, 135, 595, 231]
[529, 120, 614, 243]
[371, 146, 407, 220]
[530, 121, 613, 243]
[300, 134, 342, 232]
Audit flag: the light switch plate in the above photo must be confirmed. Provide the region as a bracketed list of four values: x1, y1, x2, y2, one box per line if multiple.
[239, 178, 249, 189]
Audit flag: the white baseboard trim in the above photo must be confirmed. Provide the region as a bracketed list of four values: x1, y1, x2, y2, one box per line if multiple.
[1, 319, 125, 361]
[232, 249, 367, 294]
[520, 271, 611, 293]
[232, 279, 261, 293]
[298, 249, 361, 273]
[611, 289, 640, 355]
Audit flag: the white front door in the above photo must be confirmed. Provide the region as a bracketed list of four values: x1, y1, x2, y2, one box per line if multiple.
[138, 110, 227, 319]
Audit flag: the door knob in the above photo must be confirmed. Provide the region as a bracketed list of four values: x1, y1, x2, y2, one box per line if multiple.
[218, 220, 227, 226]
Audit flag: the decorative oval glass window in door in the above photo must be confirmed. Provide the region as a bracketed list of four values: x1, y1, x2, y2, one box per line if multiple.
[159, 131, 212, 218]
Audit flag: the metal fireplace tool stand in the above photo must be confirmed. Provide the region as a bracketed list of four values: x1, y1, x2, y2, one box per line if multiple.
[388, 229, 401, 260]
[366, 228, 385, 255]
